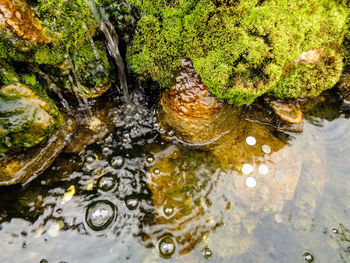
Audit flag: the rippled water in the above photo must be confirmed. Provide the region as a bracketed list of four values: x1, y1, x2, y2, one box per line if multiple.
[0, 87, 349, 263]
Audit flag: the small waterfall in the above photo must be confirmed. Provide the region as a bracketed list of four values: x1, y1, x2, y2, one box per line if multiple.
[32, 67, 73, 114]
[84, 0, 131, 105]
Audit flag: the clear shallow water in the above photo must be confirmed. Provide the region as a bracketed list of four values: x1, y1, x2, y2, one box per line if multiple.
[0, 88, 349, 263]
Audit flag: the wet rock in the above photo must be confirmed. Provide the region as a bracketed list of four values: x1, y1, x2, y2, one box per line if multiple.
[266, 98, 303, 124]
[64, 102, 116, 153]
[337, 72, 350, 102]
[0, 83, 64, 153]
[0, 117, 76, 186]
[0, 0, 51, 44]
[158, 59, 238, 145]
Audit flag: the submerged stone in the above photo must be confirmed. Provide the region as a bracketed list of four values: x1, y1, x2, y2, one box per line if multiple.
[64, 101, 116, 153]
[0, 117, 76, 186]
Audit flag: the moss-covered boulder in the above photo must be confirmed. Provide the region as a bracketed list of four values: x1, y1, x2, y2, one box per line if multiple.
[128, 0, 349, 105]
[0, 83, 63, 153]
[0, 0, 114, 98]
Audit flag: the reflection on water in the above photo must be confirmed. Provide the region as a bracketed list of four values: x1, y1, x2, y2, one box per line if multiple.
[0, 88, 350, 263]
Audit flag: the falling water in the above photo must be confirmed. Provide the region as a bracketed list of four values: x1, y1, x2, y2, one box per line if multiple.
[84, 0, 131, 104]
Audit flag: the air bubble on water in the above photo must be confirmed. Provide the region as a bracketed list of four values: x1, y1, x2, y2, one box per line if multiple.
[153, 168, 160, 175]
[246, 136, 256, 146]
[202, 247, 213, 259]
[111, 156, 124, 168]
[303, 252, 314, 262]
[146, 156, 155, 164]
[47, 221, 64, 237]
[97, 176, 118, 192]
[125, 197, 139, 210]
[242, 164, 254, 175]
[258, 164, 269, 175]
[158, 236, 176, 259]
[86, 201, 116, 231]
[83, 153, 98, 164]
[163, 206, 174, 217]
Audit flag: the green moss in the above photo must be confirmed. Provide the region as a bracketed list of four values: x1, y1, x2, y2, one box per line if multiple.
[128, 0, 349, 104]
[0, 83, 64, 153]
[69, 40, 114, 97]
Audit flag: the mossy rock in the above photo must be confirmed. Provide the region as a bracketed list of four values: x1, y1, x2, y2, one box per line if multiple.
[0, 0, 114, 98]
[0, 83, 64, 153]
[128, 0, 349, 105]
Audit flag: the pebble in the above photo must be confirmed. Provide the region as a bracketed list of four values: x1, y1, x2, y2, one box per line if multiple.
[246, 177, 257, 188]
[258, 164, 269, 175]
[262, 145, 271, 154]
[246, 136, 257, 146]
[242, 164, 254, 175]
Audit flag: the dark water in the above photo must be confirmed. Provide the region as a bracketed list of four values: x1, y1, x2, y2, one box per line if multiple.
[0, 87, 349, 263]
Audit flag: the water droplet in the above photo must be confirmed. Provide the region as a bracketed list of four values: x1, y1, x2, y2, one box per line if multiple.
[242, 164, 254, 175]
[86, 201, 116, 231]
[111, 156, 124, 168]
[146, 156, 155, 164]
[125, 197, 139, 210]
[163, 206, 174, 217]
[158, 236, 176, 259]
[153, 168, 160, 175]
[22, 241, 26, 248]
[202, 247, 213, 259]
[40, 259, 48, 263]
[246, 177, 257, 188]
[303, 252, 314, 262]
[262, 145, 271, 154]
[275, 171, 284, 181]
[258, 164, 269, 175]
[98, 176, 117, 192]
[246, 136, 256, 146]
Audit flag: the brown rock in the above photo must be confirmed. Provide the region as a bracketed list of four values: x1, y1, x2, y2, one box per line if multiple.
[267, 99, 303, 124]
[0, 0, 51, 44]
[293, 49, 325, 64]
[158, 59, 237, 145]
